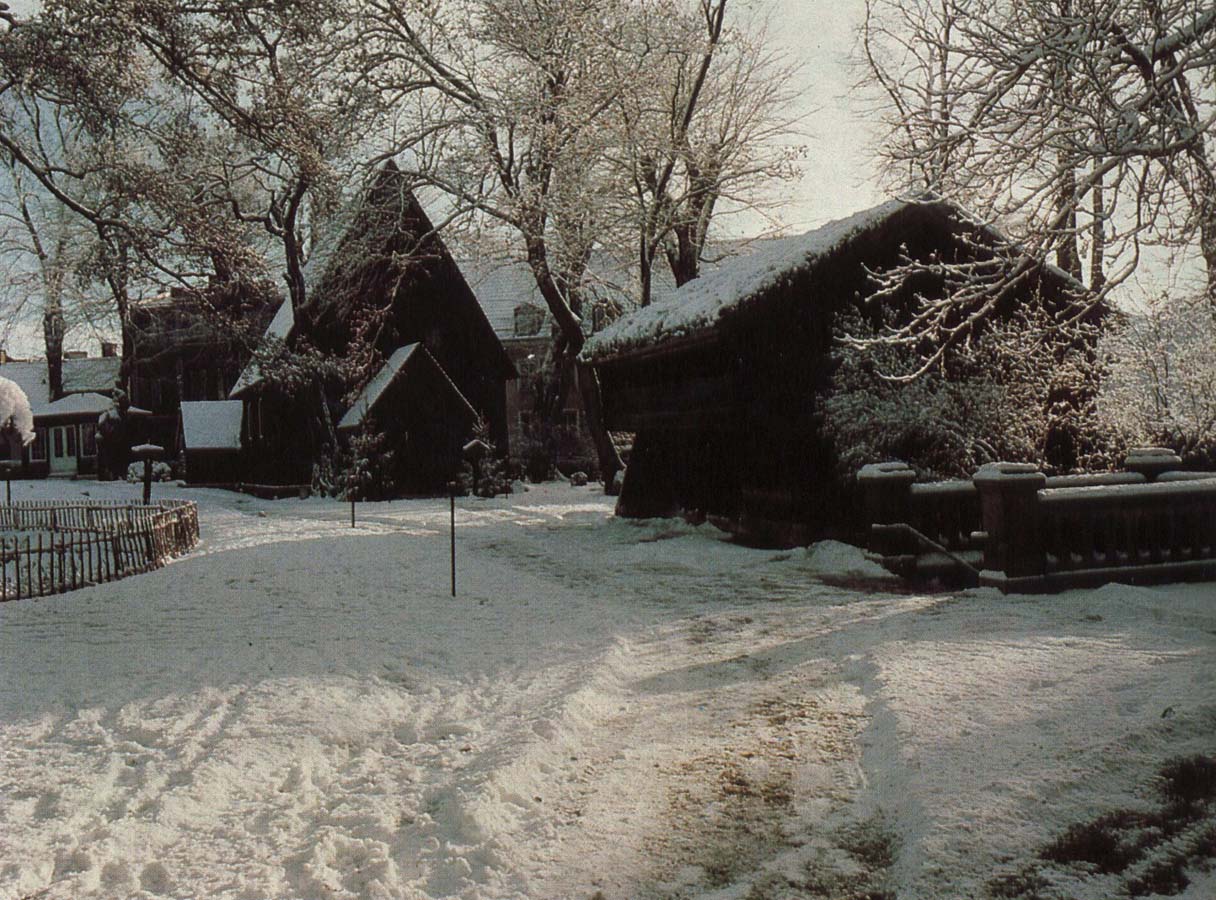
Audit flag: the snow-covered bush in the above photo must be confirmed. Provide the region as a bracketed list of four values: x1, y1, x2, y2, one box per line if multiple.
[824, 305, 1107, 479]
[126, 461, 173, 483]
[314, 420, 396, 501]
[0, 376, 35, 446]
[1097, 296, 1216, 467]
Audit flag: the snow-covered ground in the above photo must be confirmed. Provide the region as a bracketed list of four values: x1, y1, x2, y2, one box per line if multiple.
[1, 479, 1213, 900]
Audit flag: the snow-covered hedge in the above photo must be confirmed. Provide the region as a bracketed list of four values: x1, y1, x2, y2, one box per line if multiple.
[126, 461, 174, 483]
[824, 306, 1109, 479]
[1098, 296, 1216, 467]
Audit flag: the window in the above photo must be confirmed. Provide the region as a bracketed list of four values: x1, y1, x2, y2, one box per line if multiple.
[514, 304, 545, 337]
[81, 423, 97, 458]
[30, 428, 47, 462]
[66, 425, 77, 458]
[52, 428, 63, 458]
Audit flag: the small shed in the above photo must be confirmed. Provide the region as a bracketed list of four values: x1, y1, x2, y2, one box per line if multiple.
[337, 344, 479, 495]
[581, 198, 1085, 546]
[179, 400, 245, 484]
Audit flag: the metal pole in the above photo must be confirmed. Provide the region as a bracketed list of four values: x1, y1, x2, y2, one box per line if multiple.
[351, 498, 355, 528]
[142, 459, 152, 505]
[449, 482, 456, 597]
[5, 474, 10, 505]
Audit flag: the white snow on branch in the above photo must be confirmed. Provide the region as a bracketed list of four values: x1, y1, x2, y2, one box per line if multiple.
[0, 376, 35, 446]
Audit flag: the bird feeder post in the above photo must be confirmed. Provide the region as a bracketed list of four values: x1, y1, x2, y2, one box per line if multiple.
[448, 480, 457, 597]
[0, 459, 18, 505]
[130, 444, 165, 505]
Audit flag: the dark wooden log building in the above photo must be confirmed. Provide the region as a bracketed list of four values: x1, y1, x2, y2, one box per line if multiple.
[231, 163, 515, 493]
[581, 199, 1085, 546]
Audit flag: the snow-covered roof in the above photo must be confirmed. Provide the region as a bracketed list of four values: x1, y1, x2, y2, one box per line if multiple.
[337, 343, 477, 432]
[39, 392, 114, 419]
[580, 198, 1084, 363]
[0, 359, 120, 416]
[180, 400, 244, 451]
[63, 358, 121, 395]
[229, 300, 296, 398]
[581, 200, 911, 362]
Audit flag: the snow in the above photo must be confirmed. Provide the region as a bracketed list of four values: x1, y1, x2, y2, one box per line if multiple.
[581, 199, 909, 361]
[1, 480, 1214, 900]
[180, 401, 244, 451]
[0, 360, 119, 414]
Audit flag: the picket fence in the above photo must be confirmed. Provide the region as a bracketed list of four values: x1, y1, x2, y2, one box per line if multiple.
[0, 500, 200, 601]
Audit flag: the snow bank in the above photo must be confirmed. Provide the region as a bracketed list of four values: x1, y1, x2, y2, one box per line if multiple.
[803, 539, 894, 580]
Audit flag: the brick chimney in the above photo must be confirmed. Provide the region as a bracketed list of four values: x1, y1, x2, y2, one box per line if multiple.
[101, 341, 118, 358]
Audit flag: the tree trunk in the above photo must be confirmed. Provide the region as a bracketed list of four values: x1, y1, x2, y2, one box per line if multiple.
[1090, 167, 1106, 294]
[1055, 164, 1082, 280]
[524, 237, 623, 490]
[1199, 190, 1216, 319]
[43, 289, 65, 402]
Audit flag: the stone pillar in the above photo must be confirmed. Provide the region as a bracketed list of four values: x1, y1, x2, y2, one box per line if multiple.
[973, 462, 1047, 579]
[857, 461, 917, 556]
[1124, 447, 1182, 482]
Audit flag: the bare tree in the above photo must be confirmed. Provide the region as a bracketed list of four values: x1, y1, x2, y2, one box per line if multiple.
[615, 1, 802, 307]
[361, 0, 654, 487]
[856, 0, 1216, 373]
[361, 0, 802, 487]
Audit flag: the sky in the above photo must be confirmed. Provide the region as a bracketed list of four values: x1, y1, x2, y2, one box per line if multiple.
[731, 1, 883, 234]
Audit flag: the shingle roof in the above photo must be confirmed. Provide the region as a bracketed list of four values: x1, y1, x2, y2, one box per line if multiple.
[580, 198, 1084, 363]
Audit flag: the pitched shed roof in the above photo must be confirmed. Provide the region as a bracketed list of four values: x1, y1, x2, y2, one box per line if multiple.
[581, 198, 1084, 363]
[229, 298, 296, 398]
[337, 343, 477, 432]
[180, 400, 244, 450]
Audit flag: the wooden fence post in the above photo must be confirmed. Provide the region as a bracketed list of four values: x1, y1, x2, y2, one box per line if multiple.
[974, 462, 1047, 581]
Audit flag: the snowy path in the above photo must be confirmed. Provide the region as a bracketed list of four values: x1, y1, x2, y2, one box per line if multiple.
[1, 481, 1214, 899]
